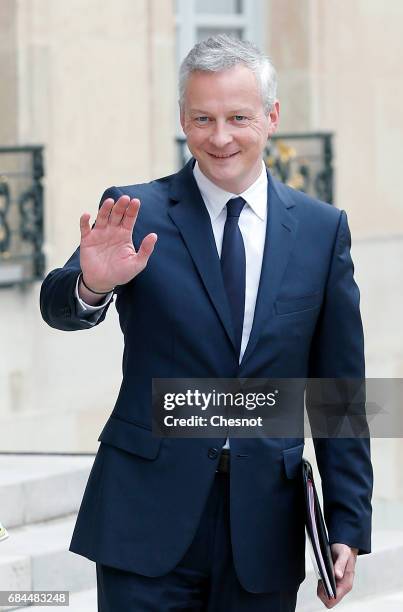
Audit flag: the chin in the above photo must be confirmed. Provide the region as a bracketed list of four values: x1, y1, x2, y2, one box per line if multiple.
[206, 158, 240, 172]
[209, 166, 237, 180]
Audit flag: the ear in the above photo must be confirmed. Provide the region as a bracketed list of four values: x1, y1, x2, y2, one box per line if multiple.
[267, 100, 280, 138]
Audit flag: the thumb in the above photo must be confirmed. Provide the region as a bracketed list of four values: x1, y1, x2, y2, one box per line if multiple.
[137, 233, 158, 265]
[334, 553, 349, 580]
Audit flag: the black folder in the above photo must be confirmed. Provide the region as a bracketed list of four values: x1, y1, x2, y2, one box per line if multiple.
[302, 458, 337, 599]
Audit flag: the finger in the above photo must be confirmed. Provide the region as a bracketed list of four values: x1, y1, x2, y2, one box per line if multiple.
[121, 198, 141, 231]
[94, 198, 115, 229]
[109, 195, 131, 226]
[80, 213, 92, 240]
[334, 552, 349, 580]
[136, 233, 158, 267]
[317, 572, 353, 609]
[318, 578, 342, 608]
[337, 568, 355, 592]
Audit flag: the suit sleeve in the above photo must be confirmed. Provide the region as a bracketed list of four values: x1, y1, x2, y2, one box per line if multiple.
[39, 186, 123, 331]
[307, 210, 373, 555]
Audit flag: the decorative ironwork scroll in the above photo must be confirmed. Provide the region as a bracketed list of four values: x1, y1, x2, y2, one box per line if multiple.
[0, 146, 45, 287]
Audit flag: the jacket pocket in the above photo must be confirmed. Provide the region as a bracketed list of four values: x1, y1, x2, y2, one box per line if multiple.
[275, 293, 322, 315]
[282, 443, 305, 479]
[98, 415, 161, 459]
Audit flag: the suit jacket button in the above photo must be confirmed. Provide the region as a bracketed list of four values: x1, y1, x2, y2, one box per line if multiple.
[208, 448, 219, 459]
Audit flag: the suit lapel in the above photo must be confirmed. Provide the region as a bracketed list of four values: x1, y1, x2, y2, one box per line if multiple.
[240, 172, 298, 367]
[168, 160, 237, 350]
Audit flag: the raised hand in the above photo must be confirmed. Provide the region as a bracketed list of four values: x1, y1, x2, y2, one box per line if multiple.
[79, 195, 157, 294]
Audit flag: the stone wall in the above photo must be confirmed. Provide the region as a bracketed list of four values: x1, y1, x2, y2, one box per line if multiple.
[0, 0, 176, 451]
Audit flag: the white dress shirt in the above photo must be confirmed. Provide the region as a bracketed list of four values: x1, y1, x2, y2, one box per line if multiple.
[192, 160, 267, 363]
[75, 160, 269, 448]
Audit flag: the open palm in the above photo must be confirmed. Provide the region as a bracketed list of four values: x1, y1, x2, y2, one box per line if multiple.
[79, 195, 157, 292]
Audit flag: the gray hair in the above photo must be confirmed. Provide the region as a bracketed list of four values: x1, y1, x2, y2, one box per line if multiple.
[179, 34, 277, 114]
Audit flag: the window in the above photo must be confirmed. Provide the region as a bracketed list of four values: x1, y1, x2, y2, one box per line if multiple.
[175, 0, 265, 62]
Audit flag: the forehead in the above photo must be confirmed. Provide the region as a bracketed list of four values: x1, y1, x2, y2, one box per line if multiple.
[184, 64, 262, 111]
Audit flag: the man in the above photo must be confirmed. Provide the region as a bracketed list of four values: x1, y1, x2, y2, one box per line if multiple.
[40, 35, 373, 611]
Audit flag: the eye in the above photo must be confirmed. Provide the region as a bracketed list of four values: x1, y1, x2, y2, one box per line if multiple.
[233, 115, 248, 122]
[195, 116, 209, 123]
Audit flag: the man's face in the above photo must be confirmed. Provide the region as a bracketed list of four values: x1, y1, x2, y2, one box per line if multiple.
[180, 64, 279, 193]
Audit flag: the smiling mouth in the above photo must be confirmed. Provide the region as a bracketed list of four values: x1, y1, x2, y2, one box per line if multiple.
[207, 151, 240, 159]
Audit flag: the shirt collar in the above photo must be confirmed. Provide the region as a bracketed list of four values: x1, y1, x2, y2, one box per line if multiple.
[193, 160, 267, 221]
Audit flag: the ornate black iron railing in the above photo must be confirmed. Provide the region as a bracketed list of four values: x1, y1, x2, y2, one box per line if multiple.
[0, 145, 45, 287]
[176, 132, 333, 204]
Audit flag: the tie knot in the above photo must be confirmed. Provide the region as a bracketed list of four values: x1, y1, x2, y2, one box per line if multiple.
[226, 197, 245, 218]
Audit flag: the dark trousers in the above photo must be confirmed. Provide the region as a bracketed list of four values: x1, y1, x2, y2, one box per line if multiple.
[96, 471, 299, 611]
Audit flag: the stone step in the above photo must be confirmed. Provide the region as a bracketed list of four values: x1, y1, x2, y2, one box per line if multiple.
[53, 587, 98, 612]
[0, 454, 93, 529]
[0, 514, 95, 610]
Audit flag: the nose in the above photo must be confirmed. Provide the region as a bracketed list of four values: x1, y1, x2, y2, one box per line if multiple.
[209, 121, 233, 148]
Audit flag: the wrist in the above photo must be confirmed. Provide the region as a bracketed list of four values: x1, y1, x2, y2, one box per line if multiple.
[80, 273, 114, 295]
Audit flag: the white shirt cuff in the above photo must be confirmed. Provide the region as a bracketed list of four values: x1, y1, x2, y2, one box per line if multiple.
[75, 274, 113, 313]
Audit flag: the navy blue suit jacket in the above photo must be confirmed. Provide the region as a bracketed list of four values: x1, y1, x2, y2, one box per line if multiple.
[40, 159, 373, 593]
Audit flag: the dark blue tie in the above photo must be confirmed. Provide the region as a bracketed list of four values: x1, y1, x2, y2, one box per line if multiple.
[221, 197, 246, 357]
